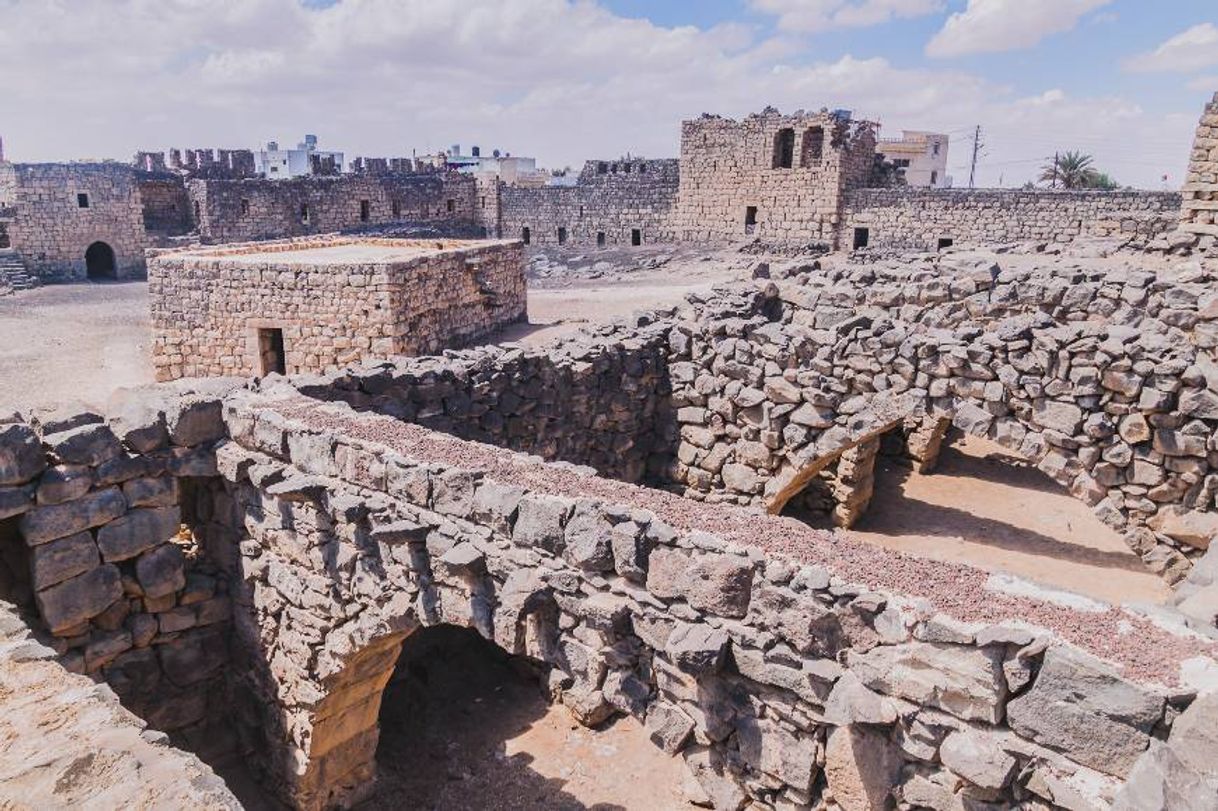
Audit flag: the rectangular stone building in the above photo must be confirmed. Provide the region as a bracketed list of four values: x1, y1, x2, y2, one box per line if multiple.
[148, 236, 526, 381]
[1181, 91, 1218, 237]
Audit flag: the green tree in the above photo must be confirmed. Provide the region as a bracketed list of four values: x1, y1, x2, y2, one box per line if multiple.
[1039, 151, 1116, 189]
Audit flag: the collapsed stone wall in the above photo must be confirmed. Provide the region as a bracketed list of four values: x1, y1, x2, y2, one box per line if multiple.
[670, 110, 877, 247]
[212, 389, 1217, 810]
[1181, 91, 1218, 239]
[843, 188, 1181, 251]
[0, 382, 240, 751]
[660, 259, 1218, 584]
[149, 237, 528, 382]
[499, 159, 679, 246]
[5, 162, 152, 281]
[186, 172, 477, 243]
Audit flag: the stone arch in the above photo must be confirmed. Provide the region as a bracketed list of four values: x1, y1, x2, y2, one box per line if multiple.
[84, 240, 117, 281]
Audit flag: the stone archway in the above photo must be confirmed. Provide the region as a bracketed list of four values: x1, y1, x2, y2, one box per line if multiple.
[85, 241, 117, 281]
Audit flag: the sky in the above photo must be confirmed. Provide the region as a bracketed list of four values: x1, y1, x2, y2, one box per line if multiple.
[1, 0, 1215, 188]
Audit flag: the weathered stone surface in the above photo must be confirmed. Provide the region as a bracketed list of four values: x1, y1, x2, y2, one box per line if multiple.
[19, 487, 127, 545]
[135, 542, 186, 599]
[166, 398, 227, 447]
[737, 715, 817, 792]
[563, 501, 616, 572]
[43, 423, 123, 467]
[647, 547, 753, 618]
[939, 730, 1017, 790]
[644, 702, 695, 754]
[122, 475, 178, 508]
[107, 387, 170, 452]
[29, 531, 100, 591]
[1148, 506, 1218, 550]
[1113, 691, 1218, 811]
[1006, 645, 1164, 777]
[511, 494, 571, 553]
[0, 483, 35, 520]
[96, 506, 181, 562]
[35, 464, 93, 506]
[848, 642, 1007, 723]
[666, 622, 729, 676]
[0, 422, 47, 486]
[34, 564, 122, 633]
[824, 724, 902, 811]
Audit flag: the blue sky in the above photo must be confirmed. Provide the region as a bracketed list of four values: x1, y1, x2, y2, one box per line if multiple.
[2, 0, 1215, 188]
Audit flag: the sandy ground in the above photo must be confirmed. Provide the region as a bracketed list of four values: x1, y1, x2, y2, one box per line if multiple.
[0, 281, 153, 415]
[847, 433, 1172, 605]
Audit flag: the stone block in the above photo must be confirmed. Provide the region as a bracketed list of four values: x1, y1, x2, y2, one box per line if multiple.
[665, 622, 729, 676]
[106, 387, 170, 452]
[824, 725, 902, 811]
[44, 423, 123, 467]
[939, 730, 1017, 790]
[647, 546, 753, 618]
[19, 487, 127, 545]
[35, 563, 123, 633]
[512, 494, 571, 553]
[0, 422, 47, 486]
[122, 475, 179, 508]
[644, 702, 695, 754]
[29, 530, 100, 590]
[167, 398, 226, 447]
[36, 464, 93, 506]
[135, 542, 186, 599]
[0, 483, 35, 520]
[97, 506, 181, 562]
[848, 641, 1007, 723]
[563, 501, 616, 572]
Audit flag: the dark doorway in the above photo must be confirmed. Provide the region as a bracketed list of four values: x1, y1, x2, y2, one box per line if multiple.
[937, 237, 954, 250]
[745, 206, 758, 234]
[522, 226, 531, 245]
[85, 241, 117, 281]
[257, 328, 286, 376]
[630, 228, 642, 246]
[557, 227, 567, 245]
[596, 231, 605, 246]
[852, 227, 870, 250]
[360, 200, 371, 222]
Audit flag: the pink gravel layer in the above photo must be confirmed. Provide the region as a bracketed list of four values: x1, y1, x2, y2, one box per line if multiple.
[275, 396, 1214, 687]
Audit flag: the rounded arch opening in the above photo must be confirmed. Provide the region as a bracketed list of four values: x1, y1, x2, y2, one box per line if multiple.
[85, 241, 117, 281]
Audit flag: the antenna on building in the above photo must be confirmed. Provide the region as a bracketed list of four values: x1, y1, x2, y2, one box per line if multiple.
[968, 125, 982, 189]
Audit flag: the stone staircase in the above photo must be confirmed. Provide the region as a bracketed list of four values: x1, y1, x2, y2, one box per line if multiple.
[0, 249, 37, 292]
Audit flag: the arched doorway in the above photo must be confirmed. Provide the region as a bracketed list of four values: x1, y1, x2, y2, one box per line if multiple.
[85, 241, 116, 281]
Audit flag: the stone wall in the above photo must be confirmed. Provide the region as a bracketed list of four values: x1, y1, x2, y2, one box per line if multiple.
[843, 188, 1181, 250]
[1180, 91, 1218, 238]
[0, 381, 241, 751]
[211, 388, 1217, 810]
[5, 163, 152, 281]
[138, 174, 194, 235]
[186, 172, 477, 243]
[148, 237, 527, 382]
[499, 159, 679, 246]
[670, 110, 877, 247]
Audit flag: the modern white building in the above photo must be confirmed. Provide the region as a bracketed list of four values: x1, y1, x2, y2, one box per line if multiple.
[254, 134, 345, 179]
[877, 131, 950, 188]
[443, 144, 549, 185]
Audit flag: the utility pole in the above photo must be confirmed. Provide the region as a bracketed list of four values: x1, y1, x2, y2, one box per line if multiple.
[968, 125, 981, 188]
[1051, 151, 1059, 189]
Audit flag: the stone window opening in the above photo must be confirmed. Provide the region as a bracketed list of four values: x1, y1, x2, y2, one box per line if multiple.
[597, 162, 608, 175]
[800, 126, 824, 167]
[193, 201, 201, 222]
[257, 328, 286, 376]
[931, 170, 939, 186]
[611, 163, 619, 174]
[480, 197, 487, 209]
[853, 227, 870, 250]
[639, 163, 647, 173]
[240, 199, 250, 216]
[772, 127, 795, 169]
[522, 226, 531, 245]
[631, 228, 642, 246]
[557, 227, 567, 245]
[938, 237, 954, 250]
[744, 206, 758, 233]
[596, 231, 605, 246]
[85, 241, 117, 281]
[360, 200, 371, 222]
[76, 193, 89, 209]
[392, 200, 402, 218]
[625, 163, 632, 173]
[300, 203, 310, 225]
[447, 199, 455, 213]
[578, 205, 584, 219]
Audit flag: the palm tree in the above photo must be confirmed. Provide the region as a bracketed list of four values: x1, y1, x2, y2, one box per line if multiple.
[1039, 151, 1102, 189]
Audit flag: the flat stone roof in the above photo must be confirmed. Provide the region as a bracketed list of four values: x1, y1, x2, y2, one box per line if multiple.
[156, 237, 518, 266]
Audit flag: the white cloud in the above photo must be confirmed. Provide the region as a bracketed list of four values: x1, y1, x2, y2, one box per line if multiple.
[750, 0, 944, 33]
[1126, 23, 1218, 73]
[926, 0, 1112, 59]
[0, 0, 1196, 190]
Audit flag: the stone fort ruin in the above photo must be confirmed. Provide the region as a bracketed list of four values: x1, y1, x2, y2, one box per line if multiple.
[0, 95, 1217, 810]
[3, 98, 1211, 289]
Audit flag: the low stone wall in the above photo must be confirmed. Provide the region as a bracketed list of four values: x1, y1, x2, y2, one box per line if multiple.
[187, 172, 476, 243]
[843, 188, 1181, 251]
[499, 159, 679, 246]
[149, 237, 528, 382]
[215, 389, 1218, 810]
